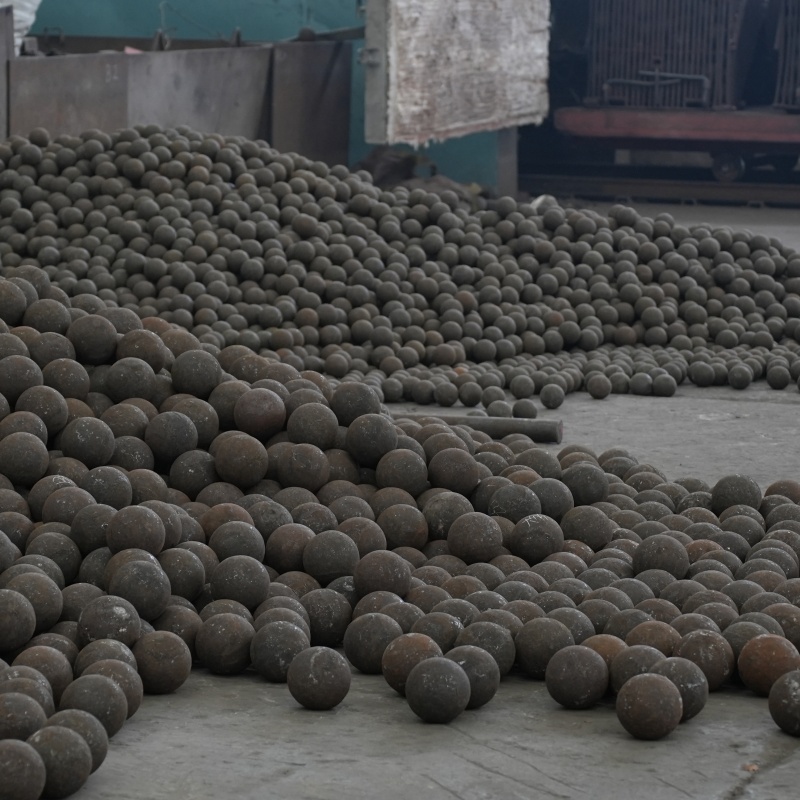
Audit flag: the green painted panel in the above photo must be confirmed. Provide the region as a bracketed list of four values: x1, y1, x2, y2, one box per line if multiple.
[32, 1, 361, 40]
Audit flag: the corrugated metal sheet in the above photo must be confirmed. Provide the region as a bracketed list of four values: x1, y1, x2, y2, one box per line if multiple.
[365, 0, 550, 147]
[775, 0, 800, 110]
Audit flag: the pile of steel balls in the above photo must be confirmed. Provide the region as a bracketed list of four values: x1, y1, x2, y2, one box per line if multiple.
[1, 125, 800, 799]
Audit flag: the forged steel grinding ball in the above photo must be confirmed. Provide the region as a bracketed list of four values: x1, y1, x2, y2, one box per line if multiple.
[515, 617, 575, 679]
[381, 633, 443, 695]
[11, 647, 72, 704]
[76, 596, 141, 648]
[25, 724, 91, 799]
[80, 660, 143, 719]
[250, 621, 310, 682]
[131, 631, 193, 694]
[286, 646, 351, 710]
[616, 673, 683, 740]
[405, 657, 471, 724]
[737, 634, 800, 696]
[444, 644, 501, 709]
[650, 657, 709, 722]
[0, 740, 47, 800]
[195, 613, 255, 675]
[58, 674, 127, 738]
[769, 670, 800, 736]
[0, 589, 37, 652]
[545, 645, 609, 709]
[0, 692, 48, 741]
[44, 710, 109, 774]
[343, 612, 403, 674]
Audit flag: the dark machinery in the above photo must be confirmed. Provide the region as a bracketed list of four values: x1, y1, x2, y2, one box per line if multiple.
[527, 0, 800, 188]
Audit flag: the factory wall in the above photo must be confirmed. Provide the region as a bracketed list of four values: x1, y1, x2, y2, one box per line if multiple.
[31, 0, 500, 188]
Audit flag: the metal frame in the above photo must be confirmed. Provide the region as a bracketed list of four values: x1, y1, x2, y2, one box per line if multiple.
[603, 71, 711, 108]
[586, 0, 765, 110]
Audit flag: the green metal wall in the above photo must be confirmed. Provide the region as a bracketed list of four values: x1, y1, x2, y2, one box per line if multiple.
[32, 1, 359, 42]
[31, 0, 500, 187]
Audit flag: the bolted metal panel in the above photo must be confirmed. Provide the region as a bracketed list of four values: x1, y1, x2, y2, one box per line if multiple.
[364, 0, 550, 147]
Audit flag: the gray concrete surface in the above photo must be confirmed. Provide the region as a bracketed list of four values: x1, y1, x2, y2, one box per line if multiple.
[550, 382, 800, 489]
[398, 382, 800, 489]
[79, 672, 797, 800]
[77, 204, 800, 800]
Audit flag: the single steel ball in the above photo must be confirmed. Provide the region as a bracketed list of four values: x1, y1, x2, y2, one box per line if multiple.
[545, 644, 609, 709]
[58, 674, 128, 737]
[343, 612, 403, 674]
[287, 646, 351, 710]
[44, 709, 108, 773]
[445, 644, 501, 709]
[769, 669, 800, 736]
[26, 725, 92, 799]
[195, 613, 254, 675]
[381, 632, 443, 695]
[250, 621, 310, 682]
[0, 739, 47, 800]
[81, 660, 143, 719]
[738, 634, 800, 696]
[0, 692, 47, 741]
[132, 631, 193, 694]
[405, 657, 471, 723]
[650, 656, 709, 722]
[616, 673, 683, 740]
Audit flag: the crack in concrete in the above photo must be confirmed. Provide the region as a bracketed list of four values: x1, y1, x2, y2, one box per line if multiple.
[722, 771, 757, 800]
[451, 749, 576, 799]
[720, 737, 799, 800]
[422, 773, 465, 800]
[656, 776, 694, 798]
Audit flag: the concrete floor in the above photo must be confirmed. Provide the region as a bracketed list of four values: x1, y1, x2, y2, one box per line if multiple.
[552, 382, 800, 490]
[78, 203, 800, 800]
[80, 672, 797, 800]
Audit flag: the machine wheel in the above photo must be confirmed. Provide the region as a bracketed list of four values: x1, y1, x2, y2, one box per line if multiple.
[711, 153, 747, 183]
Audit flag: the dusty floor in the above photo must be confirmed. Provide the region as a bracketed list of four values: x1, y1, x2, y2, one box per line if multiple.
[77, 204, 800, 800]
[79, 672, 796, 800]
